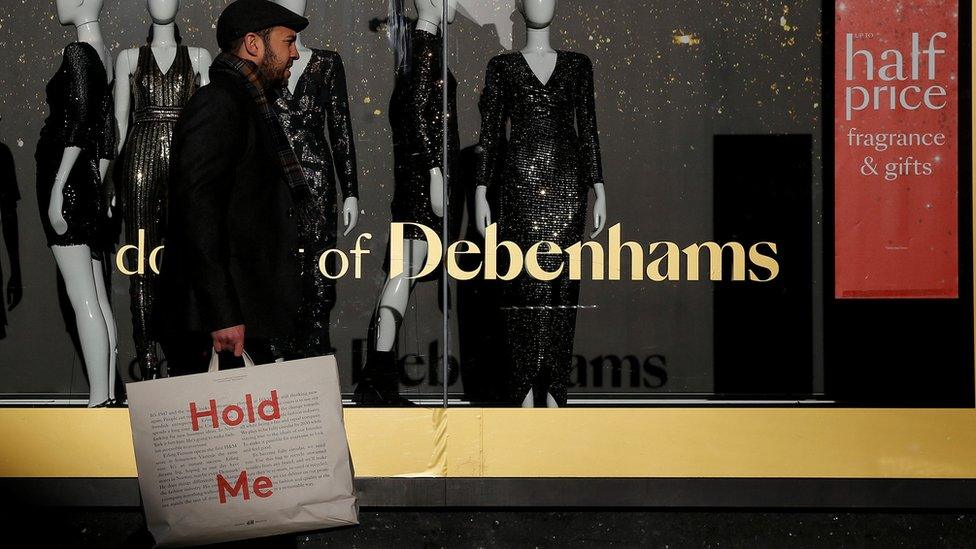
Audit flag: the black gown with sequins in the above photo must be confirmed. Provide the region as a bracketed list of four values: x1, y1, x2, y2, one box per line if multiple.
[118, 45, 197, 376]
[36, 42, 115, 254]
[271, 49, 359, 358]
[476, 51, 604, 406]
[390, 28, 458, 240]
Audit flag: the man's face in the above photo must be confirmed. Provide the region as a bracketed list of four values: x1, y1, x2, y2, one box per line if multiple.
[257, 26, 299, 85]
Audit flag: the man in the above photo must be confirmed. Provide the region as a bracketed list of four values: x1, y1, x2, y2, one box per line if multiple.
[160, 0, 310, 375]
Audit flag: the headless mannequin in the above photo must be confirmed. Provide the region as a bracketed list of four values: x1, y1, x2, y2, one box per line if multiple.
[114, 0, 212, 152]
[51, 0, 118, 407]
[373, 0, 456, 354]
[274, 0, 358, 235]
[355, 0, 456, 404]
[474, 0, 608, 408]
[114, 0, 210, 380]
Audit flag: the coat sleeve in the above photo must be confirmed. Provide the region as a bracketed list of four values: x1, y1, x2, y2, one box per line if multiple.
[574, 54, 604, 187]
[170, 86, 245, 332]
[324, 53, 359, 200]
[62, 43, 96, 150]
[475, 57, 507, 190]
[409, 38, 443, 172]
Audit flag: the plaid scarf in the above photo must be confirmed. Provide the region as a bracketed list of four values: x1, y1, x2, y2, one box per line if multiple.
[211, 52, 311, 208]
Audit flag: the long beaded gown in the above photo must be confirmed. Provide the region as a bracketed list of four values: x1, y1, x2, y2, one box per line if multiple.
[475, 51, 604, 406]
[271, 49, 359, 358]
[36, 42, 115, 256]
[389, 28, 459, 241]
[118, 45, 197, 376]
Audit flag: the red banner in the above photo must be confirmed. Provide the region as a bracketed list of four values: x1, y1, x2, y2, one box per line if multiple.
[834, 0, 959, 298]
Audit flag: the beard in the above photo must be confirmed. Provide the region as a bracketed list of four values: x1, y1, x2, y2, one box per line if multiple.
[258, 46, 289, 85]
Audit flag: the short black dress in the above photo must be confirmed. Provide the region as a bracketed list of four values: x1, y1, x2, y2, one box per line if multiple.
[389, 28, 459, 240]
[475, 51, 605, 406]
[35, 42, 115, 253]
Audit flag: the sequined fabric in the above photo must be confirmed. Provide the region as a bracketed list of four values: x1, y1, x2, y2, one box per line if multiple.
[35, 42, 115, 253]
[389, 28, 459, 240]
[118, 45, 197, 376]
[476, 51, 604, 406]
[270, 49, 359, 358]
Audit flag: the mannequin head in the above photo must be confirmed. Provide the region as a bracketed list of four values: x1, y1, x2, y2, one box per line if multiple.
[273, 0, 307, 17]
[518, 0, 556, 30]
[415, 0, 458, 26]
[147, 0, 179, 25]
[55, 0, 103, 26]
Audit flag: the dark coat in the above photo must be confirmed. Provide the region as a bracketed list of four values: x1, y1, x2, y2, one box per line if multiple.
[160, 70, 301, 339]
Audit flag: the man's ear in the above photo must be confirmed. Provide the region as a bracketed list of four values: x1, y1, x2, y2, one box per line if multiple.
[244, 32, 263, 57]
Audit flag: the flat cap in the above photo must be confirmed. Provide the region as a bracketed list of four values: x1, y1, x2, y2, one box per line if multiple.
[216, 0, 309, 50]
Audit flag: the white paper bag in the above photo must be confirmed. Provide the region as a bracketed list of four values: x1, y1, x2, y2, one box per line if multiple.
[126, 353, 358, 547]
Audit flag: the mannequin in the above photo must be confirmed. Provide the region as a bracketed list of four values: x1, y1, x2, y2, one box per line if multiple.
[38, 0, 118, 407]
[114, 0, 210, 380]
[355, 0, 458, 405]
[269, 0, 360, 358]
[474, 0, 607, 407]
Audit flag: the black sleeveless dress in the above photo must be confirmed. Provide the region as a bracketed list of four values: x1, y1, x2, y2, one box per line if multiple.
[118, 45, 197, 376]
[475, 51, 605, 406]
[35, 42, 115, 254]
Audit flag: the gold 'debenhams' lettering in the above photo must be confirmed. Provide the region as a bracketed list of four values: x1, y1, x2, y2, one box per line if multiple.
[390, 222, 780, 282]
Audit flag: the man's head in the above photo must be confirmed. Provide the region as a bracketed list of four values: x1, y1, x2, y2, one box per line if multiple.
[227, 26, 299, 85]
[216, 0, 308, 84]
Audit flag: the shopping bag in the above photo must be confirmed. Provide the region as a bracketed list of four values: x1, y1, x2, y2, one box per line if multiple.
[126, 351, 358, 547]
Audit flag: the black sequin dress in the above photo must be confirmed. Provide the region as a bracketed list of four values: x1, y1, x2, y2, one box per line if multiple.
[118, 45, 197, 376]
[36, 42, 115, 254]
[390, 28, 458, 240]
[271, 49, 359, 357]
[475, 51, 604, 406]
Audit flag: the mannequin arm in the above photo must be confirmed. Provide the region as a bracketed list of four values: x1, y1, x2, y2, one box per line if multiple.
[590, 183, 607, 239]
[49, 147, 82, 235]
[99, 158, 113, 217]
[113, 52, 132, 154]
[195, 48, 213, 86]
[429, 168, 444, 218]
[342, 196, 359, 236]
[474, 185, 491, 237]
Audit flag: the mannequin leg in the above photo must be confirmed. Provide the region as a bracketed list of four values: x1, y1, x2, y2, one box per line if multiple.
[129, 275, 161, 379]
[356, 239, 429, 405]
[92, 259, 119, 401]
[51, 245, 110, 407]
[374, 239, 429, 352]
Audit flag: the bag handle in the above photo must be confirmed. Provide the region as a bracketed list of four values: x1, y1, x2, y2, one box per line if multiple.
[207, 348, 257, 373]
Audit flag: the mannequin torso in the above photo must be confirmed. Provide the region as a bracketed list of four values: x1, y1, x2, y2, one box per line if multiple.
[520, 27, 556, 85]
[115, 22, 211, 150]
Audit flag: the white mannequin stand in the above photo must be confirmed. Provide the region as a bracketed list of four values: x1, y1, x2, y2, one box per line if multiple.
[474, 0, 608, 408]
[371, 0, 456, 355]
[274, 0, 359, 236]
[114, 0, 213, 154]
[50, 0, 118, 407]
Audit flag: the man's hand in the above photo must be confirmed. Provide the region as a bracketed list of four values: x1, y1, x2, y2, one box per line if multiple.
[212, 324, 245, 357]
